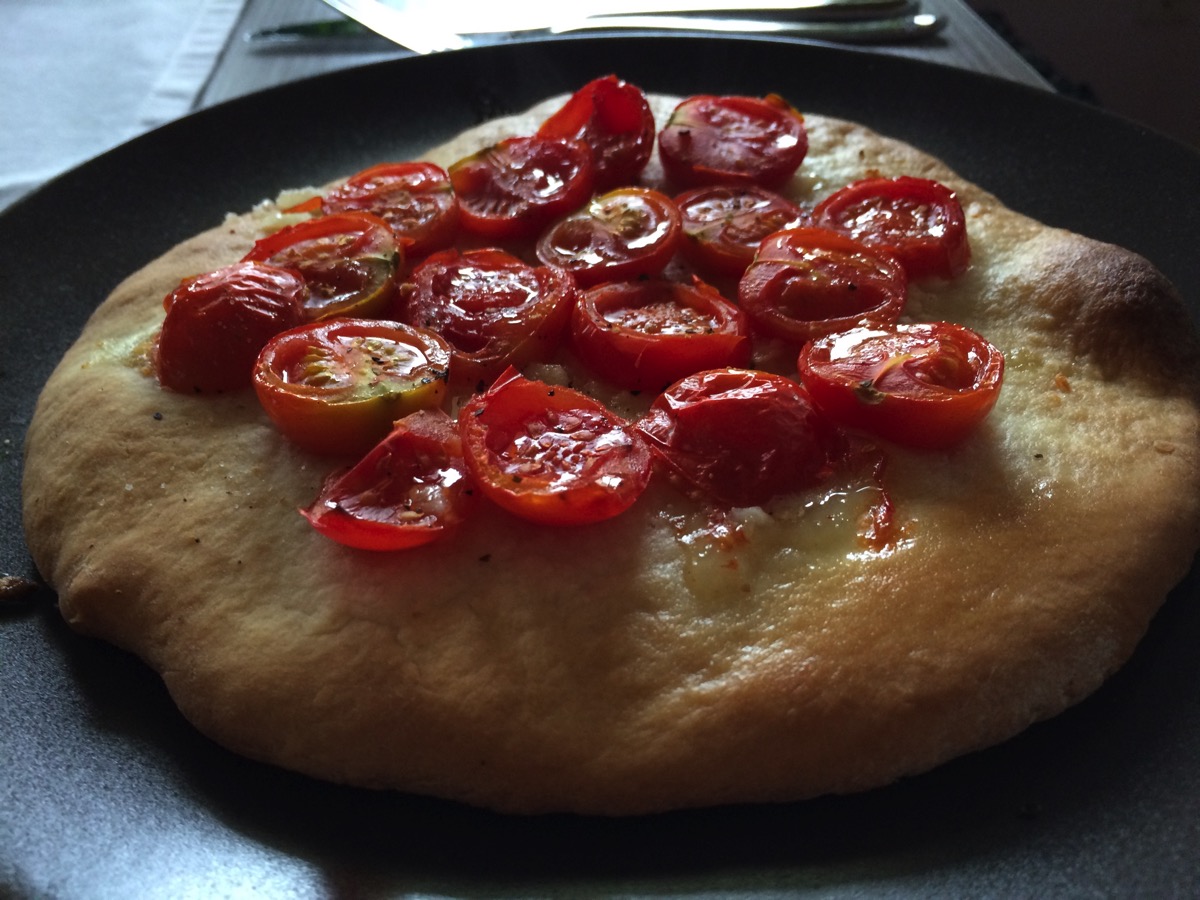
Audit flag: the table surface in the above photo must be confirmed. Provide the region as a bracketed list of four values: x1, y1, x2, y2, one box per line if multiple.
[200, 0, 1051, 108]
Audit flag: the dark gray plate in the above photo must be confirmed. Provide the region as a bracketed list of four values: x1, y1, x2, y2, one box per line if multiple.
[3, 36, 1198, 897]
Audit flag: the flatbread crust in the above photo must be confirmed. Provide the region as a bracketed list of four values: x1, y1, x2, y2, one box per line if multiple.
[22, 94, 1200, 815]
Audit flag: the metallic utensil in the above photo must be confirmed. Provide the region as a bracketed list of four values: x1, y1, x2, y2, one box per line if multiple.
[256, 0, 943, 54]
[555, 11, 942, 42]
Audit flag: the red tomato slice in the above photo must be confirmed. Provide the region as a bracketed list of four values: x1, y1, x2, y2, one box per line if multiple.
[448, 136, 594, 240]
[637, 368, 834, 508]
[657, 94, 808, 190]
[813, 176, 971, 281]
[253, 318, 452, 456]
[797, 322, 1004, 449]
[536, 74, 656, 190]
[155, 261, 307, 394]
[242, 211, 400, 320]
[302, 409, 476, 551]
[535, 187, 682, 288]
[571, 278, 751, 392]
[401, 248, 575, 389]
[675, 184, 807, 277]
[321, 161, 459, 258]
[283, 195, 323, 215]
[738, 227, 908, 343]
[458, 368, 652, 525]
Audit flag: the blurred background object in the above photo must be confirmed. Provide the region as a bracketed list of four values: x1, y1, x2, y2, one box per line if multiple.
[0, 0, 241, 211]
[968, 0, 1200, 147]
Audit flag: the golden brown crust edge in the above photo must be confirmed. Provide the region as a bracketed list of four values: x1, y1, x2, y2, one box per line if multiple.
[1034, 232, 1200, 383]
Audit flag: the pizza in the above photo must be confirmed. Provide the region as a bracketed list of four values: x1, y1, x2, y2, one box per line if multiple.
[21, 76, 1200, 815]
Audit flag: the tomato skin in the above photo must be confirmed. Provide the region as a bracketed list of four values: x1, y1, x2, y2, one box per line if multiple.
[448, 135, 595, 240]
[321, 161, 460, 258]
[813, 176, 971, 281]
[283, 195, 323, 215]
[253, 318, 452, 456]
[535, 187, 682, 288]
[675, 184, 807, 277]
[797, 322, 1004, 449]
[738, 226, 908, 343]
[156, 261, 307, 394]
[302, 409, 477, 551]
[570, 278, 751, 392]
[242, 211, 401, 320]
[536, 74, 656, 190]
[658, 94, 808, 190]
[400, 248, 576, 389]
[637, 368, 834, 508]
[458, 368, 652, 526]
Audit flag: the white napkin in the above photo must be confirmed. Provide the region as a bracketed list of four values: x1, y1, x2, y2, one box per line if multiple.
[0, 0, 244, 212]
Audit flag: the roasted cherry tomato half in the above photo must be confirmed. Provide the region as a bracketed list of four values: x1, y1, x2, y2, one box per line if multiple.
[242, 211, 400, 320]
[535, 187, 682, 288]
[637, 368, 834, 508]
[813, 176, 971, 281]
[738, 227, 908, 343]
[253, 318, 451, 456]
[156, 261, 307, 394]
[302, 409, 476, 551]
[797, 322, 1004, 450]
[657, 94, 808, 190]
[536, 74, 656, 190]
[448, 135, 594, 240]
[675, 183, 807, 277]
[458, 368, 652, 526]
[400, 248, 575, 389]
[571, 278, 751, 392]
[321, 161, 459, 258]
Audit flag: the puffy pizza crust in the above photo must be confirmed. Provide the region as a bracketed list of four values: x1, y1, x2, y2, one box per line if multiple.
[22, 95, 1200, 814]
